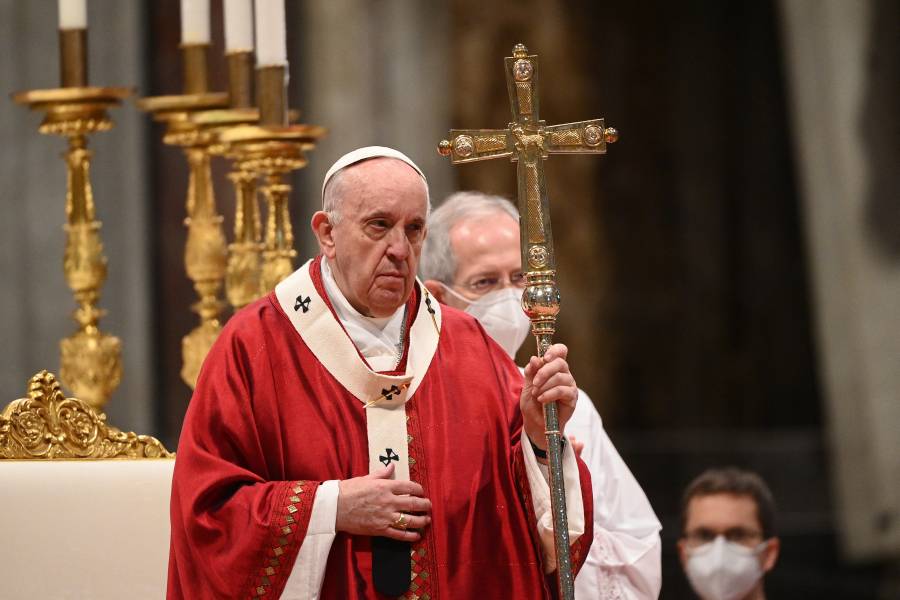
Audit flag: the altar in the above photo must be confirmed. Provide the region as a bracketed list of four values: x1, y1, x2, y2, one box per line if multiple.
[0, 460, 174, 598]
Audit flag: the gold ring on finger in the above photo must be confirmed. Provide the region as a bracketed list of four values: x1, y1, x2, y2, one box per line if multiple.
[392, 513, 409, 530]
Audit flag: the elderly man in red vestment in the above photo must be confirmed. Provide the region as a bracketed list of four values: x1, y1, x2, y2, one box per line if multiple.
[167, 146, 593, 599]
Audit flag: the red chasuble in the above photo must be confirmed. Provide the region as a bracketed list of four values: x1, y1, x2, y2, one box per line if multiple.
[168, 257, 592, 599]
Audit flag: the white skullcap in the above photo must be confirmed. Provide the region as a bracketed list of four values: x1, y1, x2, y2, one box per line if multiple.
[321, 146, 427, 205]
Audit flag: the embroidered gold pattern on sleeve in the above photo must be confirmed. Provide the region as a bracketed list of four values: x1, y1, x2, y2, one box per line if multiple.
[249, 481, 307, 598]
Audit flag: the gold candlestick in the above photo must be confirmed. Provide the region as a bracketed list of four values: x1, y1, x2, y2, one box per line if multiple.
[193, 58, 306, 309]
[137, 43, 229, 389]
[219, 63, 325, 294]
[193, 107, 264, 310]
[256, 65, 288, 127]
[260, 175, 296, 291]
[59, 29, 87, 87]
[225, 168, 263, 307]
[220, 124, 325, 292]
[12, 80, 131, 410]
[226, 50, 254, 109]
[194, 50, 263, 311]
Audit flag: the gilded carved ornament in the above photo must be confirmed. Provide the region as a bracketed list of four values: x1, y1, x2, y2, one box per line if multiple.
[0, 371, 172, 460]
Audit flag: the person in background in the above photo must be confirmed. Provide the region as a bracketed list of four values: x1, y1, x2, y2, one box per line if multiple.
[678, 467, 781, 600]
[421, 191, 663, 599]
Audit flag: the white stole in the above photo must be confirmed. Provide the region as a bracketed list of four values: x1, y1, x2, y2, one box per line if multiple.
[274, 259, 442, 482]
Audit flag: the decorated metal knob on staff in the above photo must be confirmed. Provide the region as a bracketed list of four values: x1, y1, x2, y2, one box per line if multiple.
[438, 43, 618, 600]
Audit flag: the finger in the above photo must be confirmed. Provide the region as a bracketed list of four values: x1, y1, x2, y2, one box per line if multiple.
[541, 357, 572, 377]
[542, 343, 569, 362]
[390, 479, 426, 498]
[532, 358, 571, 390]
[401, 495, 433, 514]
[523, 356, 541, 380]
[533, 372, 575, 398]
[536, 385, 578, 406]
[391, 513, 431, 531]
[367, 464, 394, 479]
[381, 527, 422, 543]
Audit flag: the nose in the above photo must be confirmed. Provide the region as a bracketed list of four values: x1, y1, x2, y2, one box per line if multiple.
[385, 227, 410, 262]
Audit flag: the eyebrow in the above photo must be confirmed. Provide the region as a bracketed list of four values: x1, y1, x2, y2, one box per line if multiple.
[359, 210, 425, 225]
[470, 266, 520, 276]
[359, 210, 393, 221]
[464, 269, 503, 282]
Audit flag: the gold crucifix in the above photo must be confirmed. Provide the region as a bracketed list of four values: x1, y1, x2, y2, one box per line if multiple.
[438, 43, 617, 599]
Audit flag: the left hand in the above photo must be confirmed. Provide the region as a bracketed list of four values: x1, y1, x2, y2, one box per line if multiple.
[520, 343, 578, 456]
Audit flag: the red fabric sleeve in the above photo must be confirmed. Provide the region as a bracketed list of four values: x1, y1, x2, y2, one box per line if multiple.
[512, 447, 595, 599]
[167, 320, 321, 600]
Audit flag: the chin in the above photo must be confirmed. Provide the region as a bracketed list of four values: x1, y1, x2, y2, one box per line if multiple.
[369, 291, 406, 316]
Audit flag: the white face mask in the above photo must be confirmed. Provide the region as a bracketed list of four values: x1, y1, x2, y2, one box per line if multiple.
[442, 285, 531, 358]
[685, 536, 767, 600]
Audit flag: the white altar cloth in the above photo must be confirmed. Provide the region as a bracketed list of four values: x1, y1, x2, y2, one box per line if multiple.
[0, 459, 174, 599]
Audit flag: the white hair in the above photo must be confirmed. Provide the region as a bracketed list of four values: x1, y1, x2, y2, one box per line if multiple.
[420, 191, 519, 284]
[322, 158, 431, 224]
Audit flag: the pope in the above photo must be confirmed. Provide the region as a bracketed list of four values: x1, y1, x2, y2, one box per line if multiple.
[167, 147, 593, 599]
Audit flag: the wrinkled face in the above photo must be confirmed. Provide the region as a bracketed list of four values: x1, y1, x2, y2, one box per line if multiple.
[444, 211, 522, 310]
[318, 158, 428, 317]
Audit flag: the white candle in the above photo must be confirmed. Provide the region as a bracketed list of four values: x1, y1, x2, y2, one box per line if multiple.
[224, 0, 254, 52]
[181, 0, 211, 44]
[254, 0, 287, 66]
[58, 0, 87, 29]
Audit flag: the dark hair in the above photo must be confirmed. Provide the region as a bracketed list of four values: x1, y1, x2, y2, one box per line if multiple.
[680, 467, 777, 539]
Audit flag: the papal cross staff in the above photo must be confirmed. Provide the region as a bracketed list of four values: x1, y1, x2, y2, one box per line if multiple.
[438, 43, 618, 599]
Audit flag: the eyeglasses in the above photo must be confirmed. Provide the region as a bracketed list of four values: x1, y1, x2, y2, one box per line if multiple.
[455, 272, 525, 296]
[683, 527, 763, 549]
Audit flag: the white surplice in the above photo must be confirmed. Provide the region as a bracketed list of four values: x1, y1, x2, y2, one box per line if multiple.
[566, 390, 663, 599]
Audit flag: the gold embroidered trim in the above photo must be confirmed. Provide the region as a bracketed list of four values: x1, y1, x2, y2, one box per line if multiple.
[400, 408, 437, 600]
[249, 481, 307, 598]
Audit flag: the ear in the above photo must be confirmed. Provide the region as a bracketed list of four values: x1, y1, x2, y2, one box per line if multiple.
[424, 280, 445, 303]
[676, 539, 689, 568]
[311, 211, 336, 259]
[760, 537, 780, 572]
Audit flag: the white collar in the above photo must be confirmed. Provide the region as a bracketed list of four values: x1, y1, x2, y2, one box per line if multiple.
[274, 258, 442, 404]
[320, 257, 406, 369]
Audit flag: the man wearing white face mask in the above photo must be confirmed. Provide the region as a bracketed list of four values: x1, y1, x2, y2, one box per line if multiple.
[678, 468, 781, 600]
[421, 191, 663, 599]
